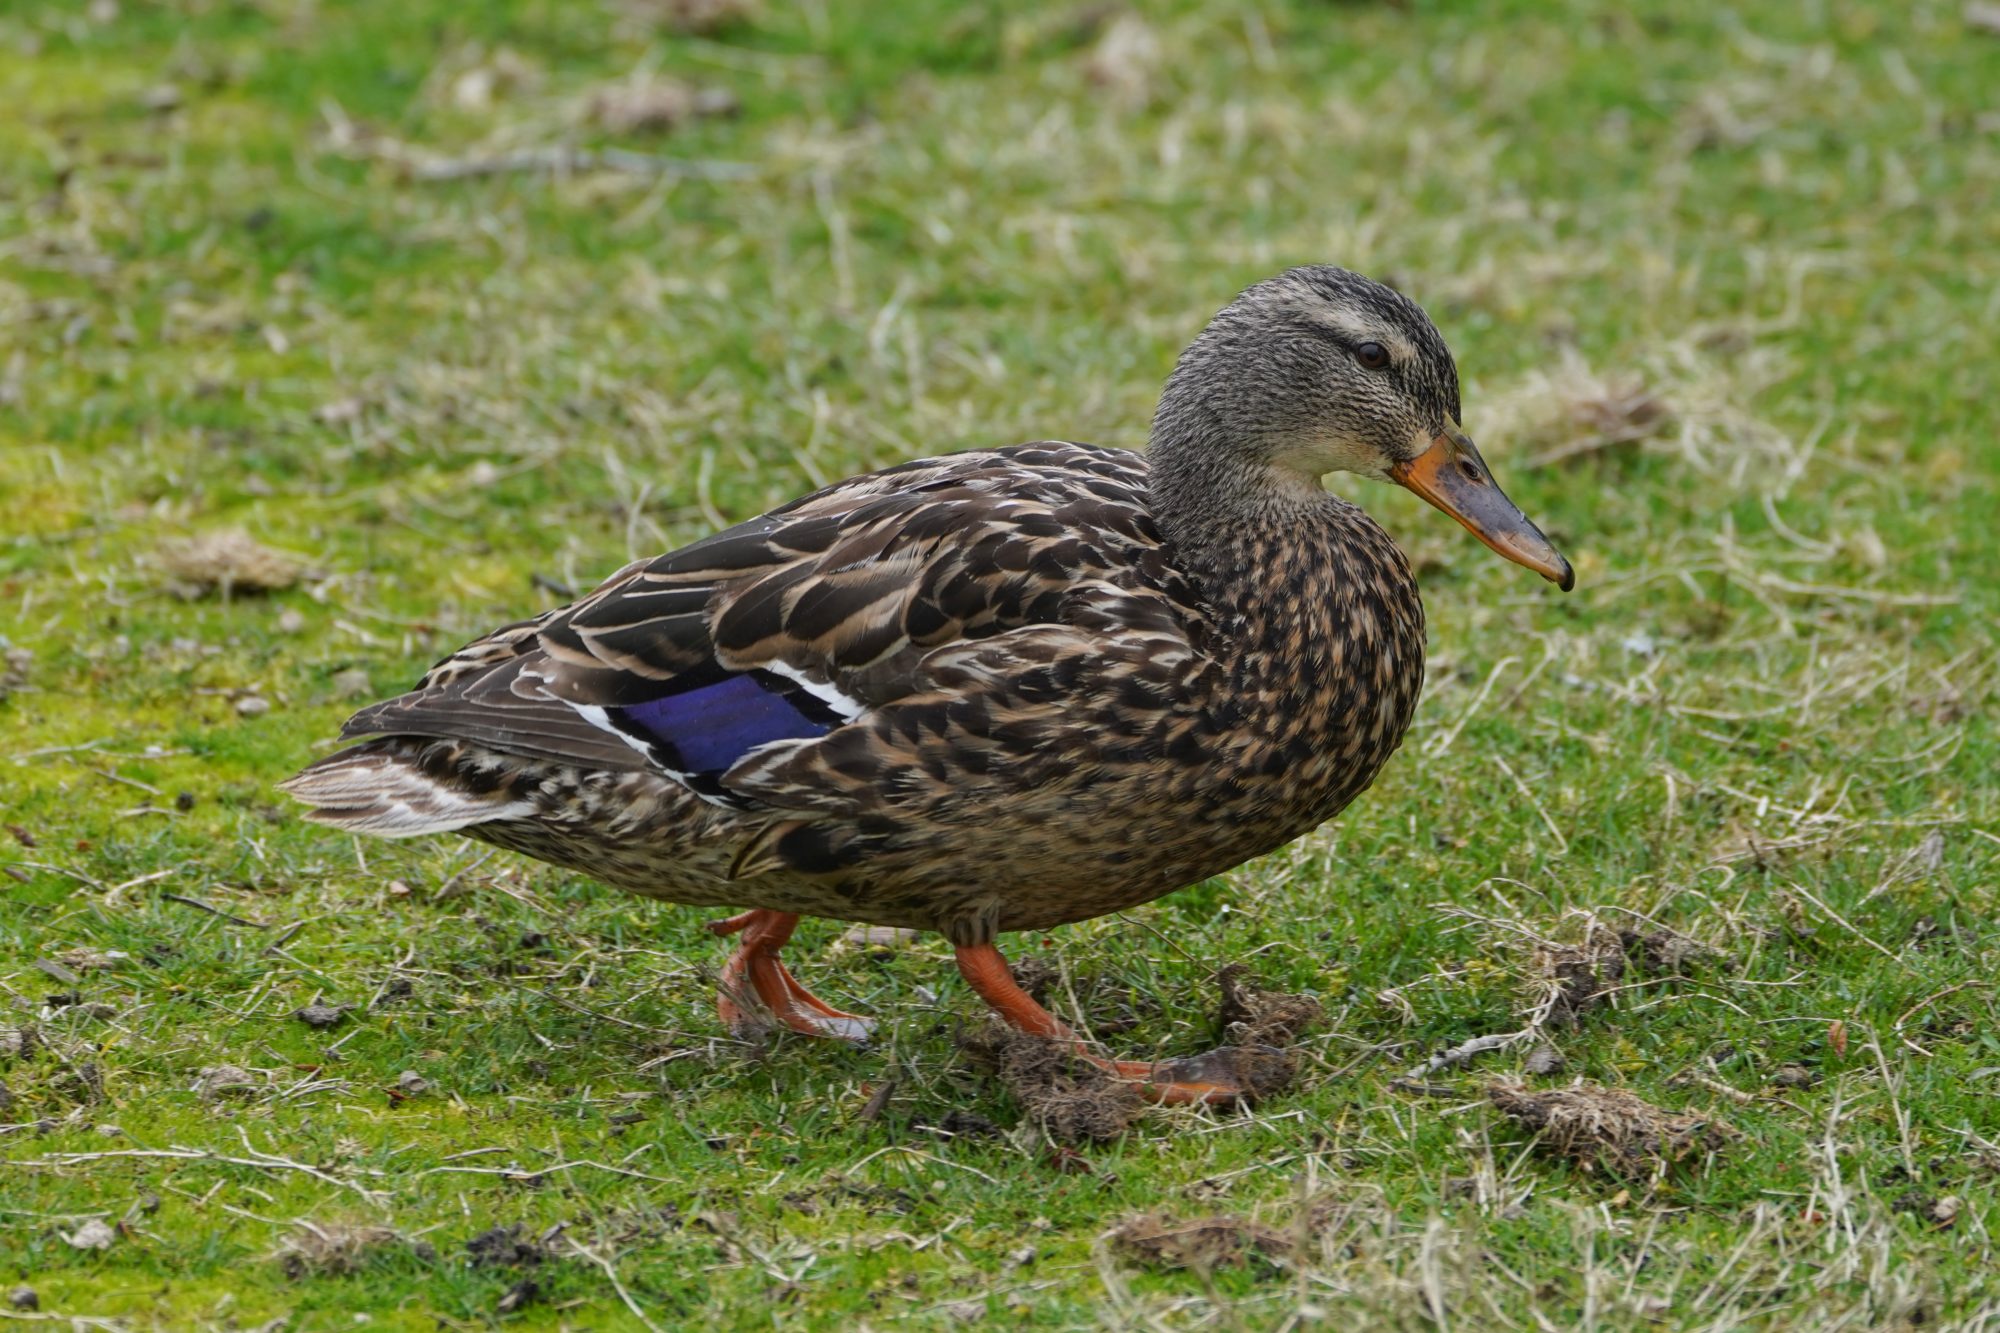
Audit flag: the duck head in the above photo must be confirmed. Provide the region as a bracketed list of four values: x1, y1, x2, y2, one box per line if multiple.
[1151, 265, 1574, 591]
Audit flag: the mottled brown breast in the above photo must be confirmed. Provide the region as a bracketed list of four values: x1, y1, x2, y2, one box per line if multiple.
[1188, 499, 1426, 843]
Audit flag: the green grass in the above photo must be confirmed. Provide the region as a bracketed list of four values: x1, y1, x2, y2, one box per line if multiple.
[3, 0, 1998, 1327]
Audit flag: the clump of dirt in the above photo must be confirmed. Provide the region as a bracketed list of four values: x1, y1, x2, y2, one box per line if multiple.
[293, 1002, 350, 1030]
[1110, 1211, 1295, 1272]
[1620, 927, 1709, 975]
[273, 1221, 402, 1278]
[1486, 1080, 1739, 1177]
[961, 1027, 1305, 1142]
[1214, 963, 1324, 1047]
[1533, 925, 1626, 1027]
[1520, 920, 1712, 1028]
[196, 1064, 259, 1101]
[157, 530, 303, 596]
[960, 1024, 1145, 1143]
[466, 1224, 546, 1269]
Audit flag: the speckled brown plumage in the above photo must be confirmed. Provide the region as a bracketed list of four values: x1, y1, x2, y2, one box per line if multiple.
[284, 265, 1571, 1100]
[294, 440, 1423, 943]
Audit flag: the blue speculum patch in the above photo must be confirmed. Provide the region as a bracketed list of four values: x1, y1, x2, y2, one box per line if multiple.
[614, 672, 832, 774]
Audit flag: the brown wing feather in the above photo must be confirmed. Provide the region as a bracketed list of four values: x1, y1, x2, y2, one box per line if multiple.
[334, 443, 1212, 805]
[724, 583, 1210, 820]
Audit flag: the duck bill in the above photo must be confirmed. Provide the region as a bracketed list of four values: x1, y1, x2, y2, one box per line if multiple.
[1390, 428, 1575, 590]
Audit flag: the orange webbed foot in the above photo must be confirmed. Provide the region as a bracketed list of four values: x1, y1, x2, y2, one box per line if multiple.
[953, 940, 1284, 1107]
[709, 909, 875, 1043]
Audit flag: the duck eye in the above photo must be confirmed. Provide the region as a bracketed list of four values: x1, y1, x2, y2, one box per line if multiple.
[1355, 341, 1390, 370]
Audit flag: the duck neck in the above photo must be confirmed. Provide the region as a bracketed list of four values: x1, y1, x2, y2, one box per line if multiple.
[1146, 400, 1330, 567]
[1151, 404, 1427, 763]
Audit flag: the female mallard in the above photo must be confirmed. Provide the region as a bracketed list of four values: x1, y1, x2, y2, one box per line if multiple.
[284, 267, 1571, 1105]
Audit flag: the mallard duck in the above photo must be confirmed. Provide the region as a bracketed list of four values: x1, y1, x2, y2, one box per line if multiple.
[284, 266, 1571, 1104]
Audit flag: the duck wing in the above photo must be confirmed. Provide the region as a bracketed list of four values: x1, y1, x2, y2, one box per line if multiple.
[334, 442, 1209, 810]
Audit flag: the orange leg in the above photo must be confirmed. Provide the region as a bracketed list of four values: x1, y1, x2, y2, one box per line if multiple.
[707, 910, 874, 1042]
[954, 940, 1274, 1107]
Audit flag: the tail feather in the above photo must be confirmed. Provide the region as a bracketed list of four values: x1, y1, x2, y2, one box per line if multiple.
[280, 741, 534, 837]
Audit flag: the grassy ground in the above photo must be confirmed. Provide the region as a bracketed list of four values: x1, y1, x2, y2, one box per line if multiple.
[3, 0, 1998, 1327]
